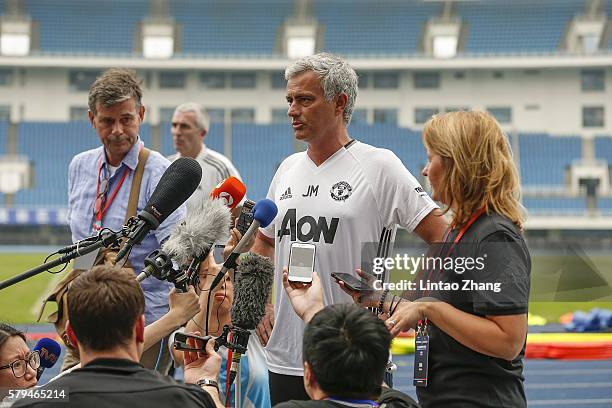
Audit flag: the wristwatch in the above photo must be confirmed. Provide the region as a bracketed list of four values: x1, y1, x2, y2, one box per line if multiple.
[196, 378, 219, 390]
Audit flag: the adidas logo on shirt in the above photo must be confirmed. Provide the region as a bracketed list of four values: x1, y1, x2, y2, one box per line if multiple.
[280, 187, 293, 200]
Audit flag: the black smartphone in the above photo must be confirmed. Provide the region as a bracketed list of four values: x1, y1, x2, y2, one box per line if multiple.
[172, 332, 213, 352]
[236, 199, 255, 235]
[331, 272, 373, 292]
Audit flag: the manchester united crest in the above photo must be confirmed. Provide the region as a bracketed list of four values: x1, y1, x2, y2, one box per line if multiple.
[330, 181, 353, 201]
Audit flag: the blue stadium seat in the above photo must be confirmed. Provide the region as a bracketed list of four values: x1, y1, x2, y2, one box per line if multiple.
[522, 197, 586, 214]
[14, 122, 151, 206]
[518, 133, 582, 186]
[594, 136, 612, 162]
[232, 124, 294, 201]
[170, 0, 293, 56]
[160, 122, 225, 157]
[312, 0, 440, 55]
[0, 121, 8, 202]
[599, 198, 612, 215]
[456, 0, 583, 54]
[349, 123, 426, 177]
[25, 0, 148, 55]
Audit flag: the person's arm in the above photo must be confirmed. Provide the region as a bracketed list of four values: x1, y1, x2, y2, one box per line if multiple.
[252, 231, 275, 345]
[282, 268, 324, 324]
[387, 300, 526, 361]
[143, 287, 200, 351]
[251, 231, 274, 259]
[183, 335, 224, 408]
[413, 209, 448, 244]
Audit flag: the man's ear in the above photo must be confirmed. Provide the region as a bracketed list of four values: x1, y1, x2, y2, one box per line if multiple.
[303, 361, 314, 387]
[88, 110, 95, 127]
[65, 320, 79, 350]
[138, 105, 145, 122]
[135, 315, 145, 344]
[335, 93, 348, 119]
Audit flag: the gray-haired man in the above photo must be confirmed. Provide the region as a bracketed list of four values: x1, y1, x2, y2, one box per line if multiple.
[251, 53, 448, 404]
[168, 102, 241, 211]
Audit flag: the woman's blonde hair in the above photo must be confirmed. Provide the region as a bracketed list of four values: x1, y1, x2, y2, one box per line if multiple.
[423, 110, 525, 230]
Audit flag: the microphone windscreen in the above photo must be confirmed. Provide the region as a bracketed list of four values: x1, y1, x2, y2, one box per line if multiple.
[162, 197, 232, 265]
[33, 338, 61, 368]
[143, 157, 202, 228]
[253, 199, 278, 228]
[210, 176, 246, 209]
[231, 253, 274, 330]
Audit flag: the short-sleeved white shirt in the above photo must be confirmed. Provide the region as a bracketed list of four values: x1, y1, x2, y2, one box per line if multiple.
[260, 140, 437, 375]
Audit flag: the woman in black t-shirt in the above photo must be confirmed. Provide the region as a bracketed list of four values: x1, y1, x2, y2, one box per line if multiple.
[345, 111, 530, 407]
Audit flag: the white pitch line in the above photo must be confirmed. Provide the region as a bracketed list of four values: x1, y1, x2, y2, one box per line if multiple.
[526, 369, 612, 376]
[529, 399, 612, 406]
[526, 382, 612, 389]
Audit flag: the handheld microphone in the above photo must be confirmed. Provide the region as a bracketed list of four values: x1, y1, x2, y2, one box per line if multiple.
[115, 157, 202, 264]
[228, 253, 274, 386]
[209, 199, 277, 292]
[210, 176, 246, 209]
[33, 338, 61, 381]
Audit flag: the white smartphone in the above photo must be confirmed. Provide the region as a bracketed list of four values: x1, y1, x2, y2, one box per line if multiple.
[288, 242, 316, 283]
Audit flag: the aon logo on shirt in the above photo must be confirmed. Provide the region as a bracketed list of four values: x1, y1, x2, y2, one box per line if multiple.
[277, 209, 339, 244]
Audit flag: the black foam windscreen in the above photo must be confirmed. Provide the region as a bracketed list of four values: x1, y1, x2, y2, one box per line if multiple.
[143, 157, 202, 226]
[231, 253, 274, 330]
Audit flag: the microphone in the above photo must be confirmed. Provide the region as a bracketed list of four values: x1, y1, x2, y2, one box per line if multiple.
[209, 199, 277, 292]
[136, 197, 232, 290]
[210, 176, 246, 209]
[33, 338, 61, 381]
[162, 197, 232, 266]
[228, 253, 274, 386]
[115, 157, 202, 264]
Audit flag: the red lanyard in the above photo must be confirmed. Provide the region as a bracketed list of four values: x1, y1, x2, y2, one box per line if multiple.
[93, 159, 129, 230]
[424, 207, 487, 293]
[419, 207, 486, 329]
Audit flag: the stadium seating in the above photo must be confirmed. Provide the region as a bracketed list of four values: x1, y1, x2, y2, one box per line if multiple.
[26, 0, 148, 55]
[594, 136, 612, 162]
[13, 122, 151, 206]
[456, 0, 584, 54]
[170, 0, 293, 56]
[349, 123, 426, 177]
[522, 197, 587, 214]
[312, 0, 440, 55]
[1, 121, 609, 222]
[0, 121, 8, 202]
[13, 0, 594, 57]
[232, 124, 294, 201]
[518, 133, 582, 186]
[599, 198, 612, 215]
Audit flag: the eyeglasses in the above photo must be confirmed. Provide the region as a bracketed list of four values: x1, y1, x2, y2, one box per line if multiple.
[94, 177, 109, 216]
[0, 351, 40, 378]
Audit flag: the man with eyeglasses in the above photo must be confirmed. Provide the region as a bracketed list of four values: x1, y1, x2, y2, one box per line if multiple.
[64, 68, 186, 372]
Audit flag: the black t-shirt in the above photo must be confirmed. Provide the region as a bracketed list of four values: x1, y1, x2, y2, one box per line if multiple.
[12, 358, 216, 408]
[274, 387, 420, 408]
[413, 213, 530, 408]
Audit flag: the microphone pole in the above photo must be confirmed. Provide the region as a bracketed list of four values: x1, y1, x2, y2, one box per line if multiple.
[0, 229, 123, 291]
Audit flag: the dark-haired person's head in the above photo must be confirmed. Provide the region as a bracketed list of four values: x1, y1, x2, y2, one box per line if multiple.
[66, 265, 145, 364]
[0, 323, 38, 390]
[302, 303, 391, 400]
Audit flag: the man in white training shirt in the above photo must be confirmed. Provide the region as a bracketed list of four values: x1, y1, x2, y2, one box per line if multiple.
[251, 52, 449, 405]
[168, 102, 241, 211]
